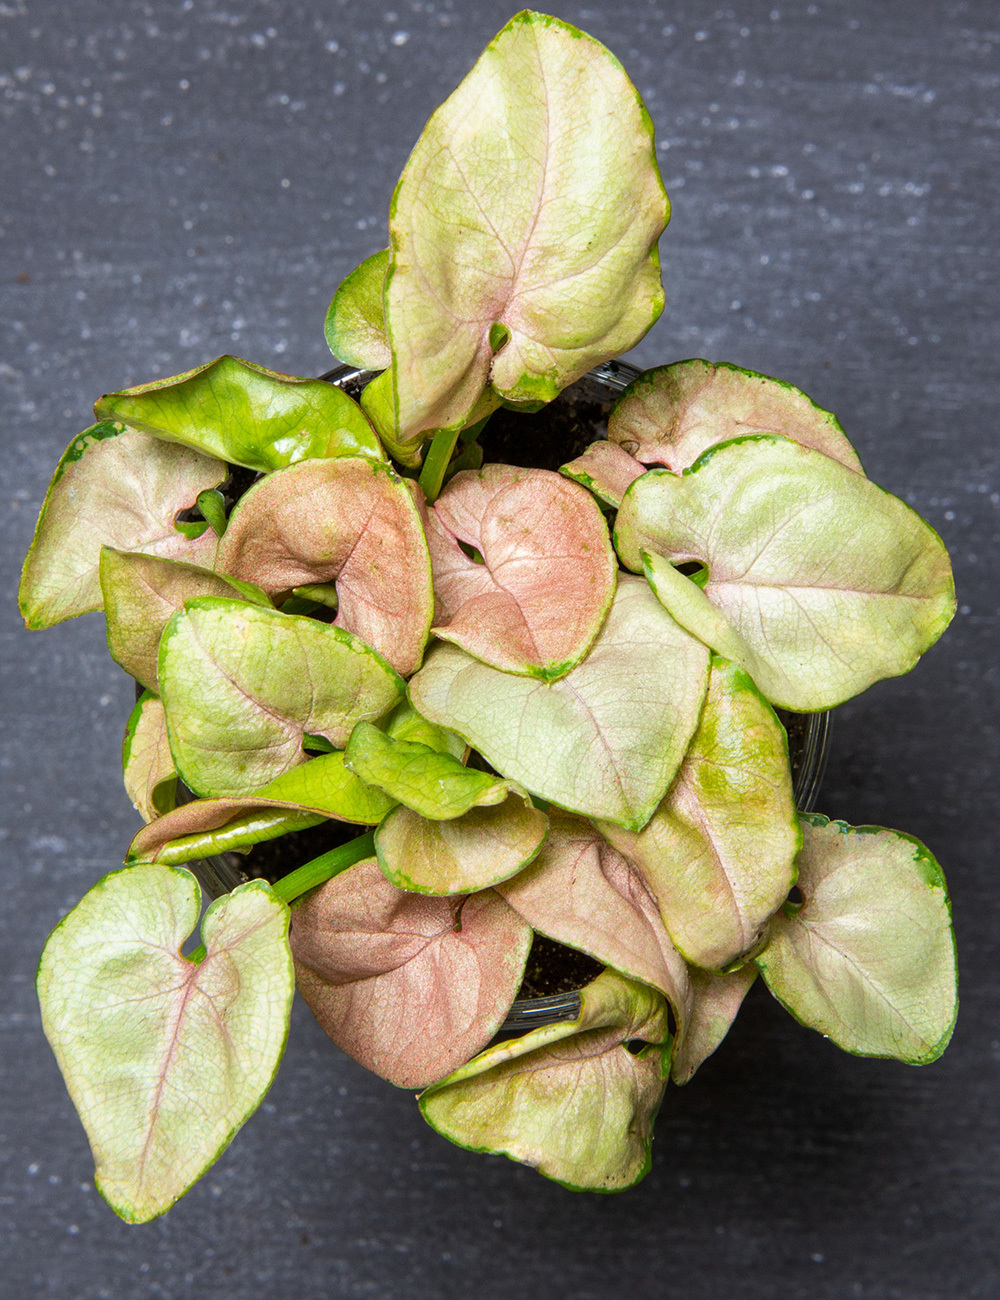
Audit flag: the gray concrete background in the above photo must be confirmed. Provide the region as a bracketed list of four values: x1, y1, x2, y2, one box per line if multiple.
[1, 1, 997, 1296]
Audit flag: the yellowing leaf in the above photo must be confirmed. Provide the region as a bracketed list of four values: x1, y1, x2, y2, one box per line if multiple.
[671, 964, 757, 1085]
[122, 692, 177, 823]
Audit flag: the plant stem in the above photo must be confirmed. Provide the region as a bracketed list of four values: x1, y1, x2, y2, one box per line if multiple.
[417, 426, 461, 503]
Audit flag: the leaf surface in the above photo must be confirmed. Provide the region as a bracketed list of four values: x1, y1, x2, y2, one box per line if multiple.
[122, 692, 177, 823]
[599, 656, 799, 970]
[216, 456, 433, 675]
[409, 574, 709, 829]
[671, 964, 757, 1084]
[615, 436, 955, 710]
[386, 11, 668, 441]
[324, 249, 392, 369]
[756, 815, 958, 1063]
[37, 867, 293, 1223]
[560, 440, 646, 508]
[95, 355, 382, 472]
[19, 423, 224, 629]
[608, 359, 864, 473]
[159, 598, 404, 796]
[427, 465, 617, 678]
[291, 859, 532, 1088]
[419, 969, 671, 1191]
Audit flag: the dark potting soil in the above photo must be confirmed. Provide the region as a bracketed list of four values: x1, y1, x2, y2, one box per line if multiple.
[515, 932, 605, 998]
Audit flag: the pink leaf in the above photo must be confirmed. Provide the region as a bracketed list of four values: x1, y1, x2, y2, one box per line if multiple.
[560, 440, 646, 509]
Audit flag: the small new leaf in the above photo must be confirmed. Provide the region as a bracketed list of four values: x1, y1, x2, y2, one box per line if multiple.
[325, 248, 392, 369]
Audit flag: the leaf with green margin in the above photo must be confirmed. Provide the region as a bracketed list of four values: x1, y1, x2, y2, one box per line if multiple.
[127, 751, 396, 865]
[290, 858, 532, 1088]
[671, 964, 757, 1085]
[100, 548, 270, 692]
[560, 440, 646, 509]
[426, 465, 617, 679]
[607, 359, 864, 474]
[497, 810, 690, 1026]
[325, 248, 392, 369]
[419, 969, 671, 1192]
[216, 456, 434, 677]
[375, 792, 548, 895]
[598, 655, 800, 971]
[159, 598, 404, 797]
[37, 866, 293, 1223]
[122, 692, 177, 823]
[94, 355, 382, 473]
[409, 574, 710, 830]
[385, 11, 668, 442]
[19, 423, 224, 630]
[755, 815, 958, 1064]
[615, 436, 956, 711]
[359, 368, 426, 468]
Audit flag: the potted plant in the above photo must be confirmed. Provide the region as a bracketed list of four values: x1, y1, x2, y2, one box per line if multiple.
[19, 10, 957, 1223]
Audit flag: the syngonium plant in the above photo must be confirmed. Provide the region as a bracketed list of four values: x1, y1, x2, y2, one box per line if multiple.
[20, 11, 957, 1222]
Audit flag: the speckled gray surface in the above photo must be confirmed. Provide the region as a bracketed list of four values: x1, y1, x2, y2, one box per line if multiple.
[2, 1, 998, 1296]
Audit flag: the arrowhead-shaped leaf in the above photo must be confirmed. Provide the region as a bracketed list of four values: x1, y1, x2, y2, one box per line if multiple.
[427, 465, 617, 678]
[290, 859, 532, 1088]
[216, 457, 434, 676]
[560, 440, 646, 509]
[19, 423, 224, 629]
[325, 249, 392, 369]
[607, 359, 864, 474]
[122, 692, 178, 823]
[419, 969, 671, 1191]
[101, 548, 270, 691]
[598, 655, 800, 970]
[409, 574, 710, 830]
[671, 964, 757, 1085]
[615, 436, 956, 710]
[37, 867, 293, 1223]
[159, 598, 404, 797]
[375, 795, 548, 895]
[497, 811, 690, 1025]
[756, 815, 958, 1063]
[127, 751, 395, 865]
[385, 11, 668, 441]
[94, 355, 382, 473]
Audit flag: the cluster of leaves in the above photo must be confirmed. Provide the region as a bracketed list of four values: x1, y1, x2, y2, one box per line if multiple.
[21, 10, 957, 1224]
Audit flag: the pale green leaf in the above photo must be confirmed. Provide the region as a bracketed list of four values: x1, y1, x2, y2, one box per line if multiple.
[598, 655, 800, 970]
[672, 964, 757, 1085]
[94, 355, 382, 473]
[409, 574, 710, 830]
[37, 867, 293, 1223]
[560, 440, 645, 508]
[19, 423, 224, 629]
[755, 815, 958, 1064]
[419, 969, 671, 1192]
[608, 359, 864, 473]
[325, 248, 392, 369]
[159, 598, 404, 797]
[383, 699, 466, 760]
[100, 548, 270, 692]
[615, 436, 956, 710]
[385, 11, 668, 442]
[122, 692, 177, 823]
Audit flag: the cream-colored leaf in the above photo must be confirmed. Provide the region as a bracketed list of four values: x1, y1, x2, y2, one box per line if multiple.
[672, 964, 757, 1085]
[122, 692, 177, 823]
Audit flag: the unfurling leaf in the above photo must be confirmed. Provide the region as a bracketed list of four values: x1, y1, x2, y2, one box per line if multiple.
[419, 969, 671, 1191]
[755, 815, 958, 1064]
[599, 656, 800, 970]
[616, 436, 955, 710]
[385, 11, 668, 442]
[325, 248, 392, 369]
[100, 548, 270, 692]
[375, 794, 548, 895]
[216, 457, 434, 676]
[426, 464, 617, 678]
[95, 355, 382, 472]
[19, 423, 224, 629]
[159, 598, 404, 797]
[382, 699, 466, 760]
[291, 859, 532, 1088]
[409, 574, 710, 830]
[122, 692, 177, 823]
[127, 751, 395, 865]
[607, 359, 864, 473]
[37, 867, 293, 1223]
[560, 440, 646, 508]
[498, 811, 690, 1024]
[672, 964, 757, 1085]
